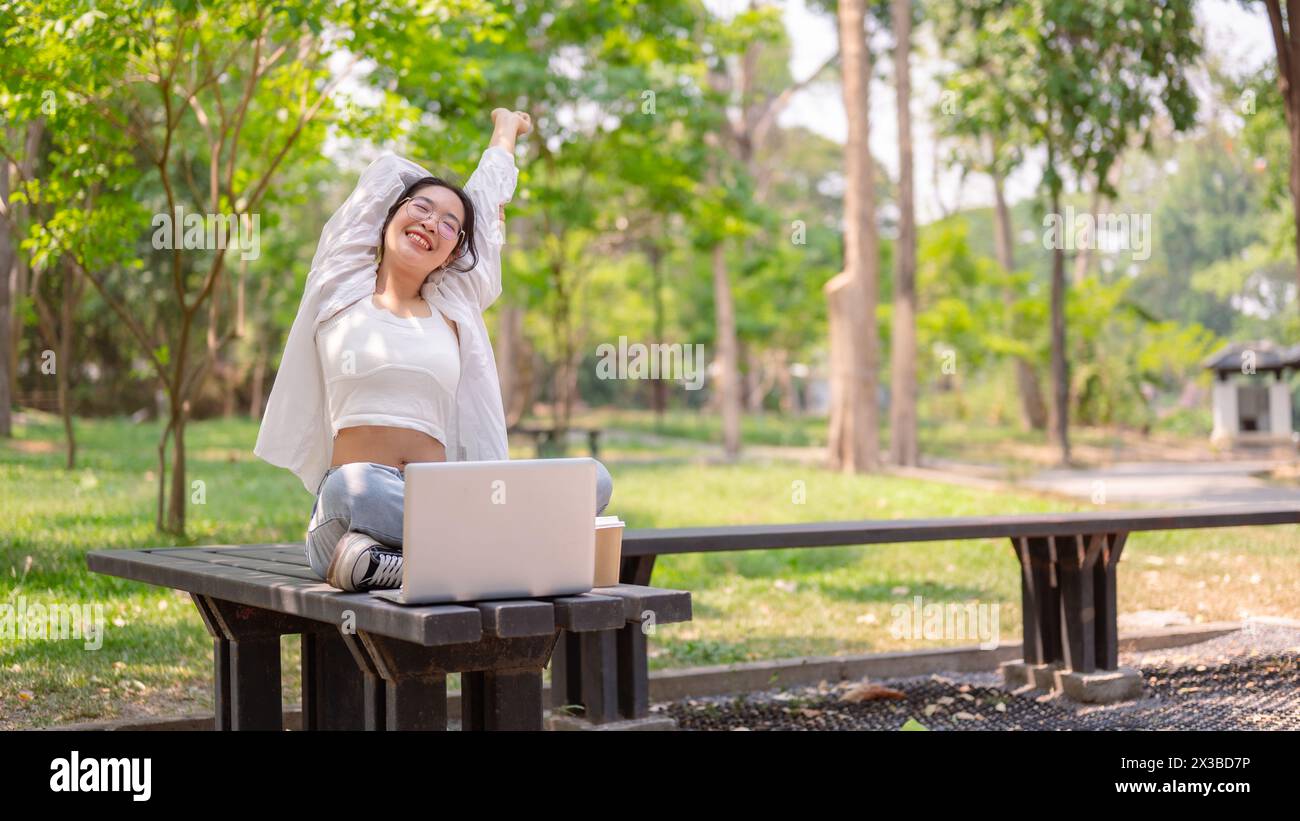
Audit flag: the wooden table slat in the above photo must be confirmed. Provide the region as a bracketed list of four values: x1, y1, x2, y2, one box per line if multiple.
[475, 600, 556, 638]
[590, 584, 692, 623]
[154, 548, 325, 581]
[547, 593, 626, 632]
[620, 504, 1300, 556]
[87, 549, 484, 646]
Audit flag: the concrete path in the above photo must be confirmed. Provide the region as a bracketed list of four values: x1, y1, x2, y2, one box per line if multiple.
[1020, 459, 1300, 505]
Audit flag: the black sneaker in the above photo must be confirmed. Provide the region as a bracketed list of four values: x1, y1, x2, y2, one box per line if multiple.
[325, 532, 404, 592]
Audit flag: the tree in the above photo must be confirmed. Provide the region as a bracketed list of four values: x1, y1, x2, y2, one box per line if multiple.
[1260, 0, 1300, 301]
[701, 1, 836, 459]
[933, 3, 1048, 431]
[888, 0, 918, 466]
[825, 0, 880, 471]
[943, 0, 1200, 464]
[0, 121, 43, 438]
[3, 0, 489, 533]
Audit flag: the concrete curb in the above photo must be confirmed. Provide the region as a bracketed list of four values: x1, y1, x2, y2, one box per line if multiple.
[38, 621, 1244, 731]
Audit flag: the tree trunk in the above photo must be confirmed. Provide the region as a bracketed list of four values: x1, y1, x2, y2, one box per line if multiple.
[647, 241, 667, 420]
[1049, 183, 1071, 465]
[166, 406, 188, 534]
[1264, 0, 1300, 302]
[1286, 92, 1300, 300]
[825, 273, 872, 470]
[496, 303, 533, 428]
[712, 241, 742, 459]
[742, 341, 764, 413]
[0, 149, 12, 438]
[990, 160, 1048, 431]
[220, 360, 238, 418]
[56, 260, 81, 469]
[2, 122, 43, 430]
[888, 0, 918, 467]
[1072, 187, 1103, 285]
[775, 349, 796, 415]
[828, 0, 880, 472]
[249, 353, 266, 419]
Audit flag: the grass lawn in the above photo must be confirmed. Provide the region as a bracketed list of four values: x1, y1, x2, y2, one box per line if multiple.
[581, 407, 1225, 476]
[2, 410, 1297, 728]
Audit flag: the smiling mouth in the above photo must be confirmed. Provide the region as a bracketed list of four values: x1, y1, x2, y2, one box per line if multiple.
[405, 230, 432, 251]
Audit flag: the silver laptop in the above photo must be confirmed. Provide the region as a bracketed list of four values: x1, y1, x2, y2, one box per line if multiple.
[370, 457, 597, 605]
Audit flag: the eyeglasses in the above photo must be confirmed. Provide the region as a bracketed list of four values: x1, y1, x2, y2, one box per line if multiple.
[402, 196, 464, 243]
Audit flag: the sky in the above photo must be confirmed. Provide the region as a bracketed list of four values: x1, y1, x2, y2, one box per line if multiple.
[705, 0, 1279, 224]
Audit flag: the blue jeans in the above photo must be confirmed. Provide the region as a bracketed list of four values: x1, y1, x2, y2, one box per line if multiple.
[304, 460, 615, 580]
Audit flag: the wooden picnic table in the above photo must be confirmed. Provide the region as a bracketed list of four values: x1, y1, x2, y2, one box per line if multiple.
[551, 503, 1300, 714]
[510, 424, 602, 459]
[86, 544, 691, 731]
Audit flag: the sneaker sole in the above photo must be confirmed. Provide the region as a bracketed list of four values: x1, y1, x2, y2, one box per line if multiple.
[325, 535, 365, 591]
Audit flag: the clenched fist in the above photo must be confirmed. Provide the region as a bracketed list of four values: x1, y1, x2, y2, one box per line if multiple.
[491, 108, 533, 138]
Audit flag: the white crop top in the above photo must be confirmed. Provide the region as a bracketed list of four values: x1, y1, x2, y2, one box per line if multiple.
[315, 296, 461, 446]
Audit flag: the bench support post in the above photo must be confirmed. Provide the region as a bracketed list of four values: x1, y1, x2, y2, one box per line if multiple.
[1006, 531, 1128, 680]
[302, 628, 369, 730]
[350, 631, 558, 730]
[191, 595, 325, 731]
[552, 554, 660, 724]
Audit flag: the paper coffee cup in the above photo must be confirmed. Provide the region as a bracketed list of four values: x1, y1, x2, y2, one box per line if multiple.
[593, 515, 625, 587]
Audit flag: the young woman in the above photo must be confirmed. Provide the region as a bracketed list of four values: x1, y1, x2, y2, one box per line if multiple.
[254, 109, 614, 592]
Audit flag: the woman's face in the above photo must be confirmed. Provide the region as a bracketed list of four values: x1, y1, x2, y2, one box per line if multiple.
[382, 183, 466, 277]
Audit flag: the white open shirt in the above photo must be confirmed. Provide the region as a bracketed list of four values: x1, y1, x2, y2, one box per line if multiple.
[254, 148, 518, 494]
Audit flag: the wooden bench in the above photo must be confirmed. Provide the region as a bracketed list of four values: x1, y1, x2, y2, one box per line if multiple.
[552, 504, 1300, 717]
[511, 424, 602, 459]
[86, 545, 691, 730]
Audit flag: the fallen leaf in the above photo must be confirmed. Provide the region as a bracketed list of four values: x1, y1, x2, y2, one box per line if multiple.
[839, 682, 906, 703]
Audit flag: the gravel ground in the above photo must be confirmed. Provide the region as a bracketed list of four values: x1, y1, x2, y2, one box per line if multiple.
[651, 622, 1300, 731]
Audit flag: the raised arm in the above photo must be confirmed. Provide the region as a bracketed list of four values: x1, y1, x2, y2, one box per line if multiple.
[308, 152, 434, 285]
[455, 109, 531, 311]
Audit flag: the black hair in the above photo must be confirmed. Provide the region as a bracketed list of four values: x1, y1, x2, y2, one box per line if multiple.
[378, 176, 479, 276]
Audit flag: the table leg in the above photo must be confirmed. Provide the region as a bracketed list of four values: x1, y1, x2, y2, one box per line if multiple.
[463, 668, 544, 730]
[354, 631, 556, 731]
[302, 629, 368, 730]
[1095, 533, 1127, 670]
[338, 630, 387, 731]
[1010, 536, 1060, 666]
[1055, 534, 1103, 674]
[616, 620, 650, 719]
[191, 595, 324, 731]
[552, 554, 662, 723]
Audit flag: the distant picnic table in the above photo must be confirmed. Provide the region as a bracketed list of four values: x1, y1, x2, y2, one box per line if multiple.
[510, 424, 602, 459]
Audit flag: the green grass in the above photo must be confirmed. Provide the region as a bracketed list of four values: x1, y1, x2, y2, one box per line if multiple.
[2, 410, 1297, 728]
